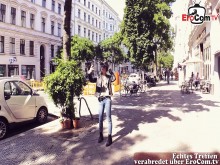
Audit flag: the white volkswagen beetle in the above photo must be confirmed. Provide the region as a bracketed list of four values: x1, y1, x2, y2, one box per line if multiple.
[0, 77, 48, 140]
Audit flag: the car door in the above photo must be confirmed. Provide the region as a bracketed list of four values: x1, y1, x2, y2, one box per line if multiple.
[4, 81, 36, 119]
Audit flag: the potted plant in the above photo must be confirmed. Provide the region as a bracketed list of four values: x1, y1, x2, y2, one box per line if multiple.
[73, 117, 80, 129]
[44, 60, 86, 130]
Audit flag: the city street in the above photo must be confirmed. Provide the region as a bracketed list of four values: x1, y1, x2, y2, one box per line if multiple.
[1, 81, 220, 165]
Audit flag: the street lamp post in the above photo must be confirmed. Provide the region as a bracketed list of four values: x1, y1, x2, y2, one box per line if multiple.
[153, 44, 157, 76]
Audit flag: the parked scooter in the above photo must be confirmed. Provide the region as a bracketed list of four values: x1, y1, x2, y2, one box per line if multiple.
[128, 81, 139, 94]
[145, 75, 156, 87]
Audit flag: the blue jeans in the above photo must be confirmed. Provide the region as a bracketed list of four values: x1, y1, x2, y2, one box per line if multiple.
[98, 98, 112, 135]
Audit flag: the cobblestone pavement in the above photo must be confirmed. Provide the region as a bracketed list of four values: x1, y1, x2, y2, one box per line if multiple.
[1, 81, 220, 165]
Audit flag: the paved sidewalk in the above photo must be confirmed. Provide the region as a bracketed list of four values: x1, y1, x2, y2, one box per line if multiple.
[1, 81, 220, 164]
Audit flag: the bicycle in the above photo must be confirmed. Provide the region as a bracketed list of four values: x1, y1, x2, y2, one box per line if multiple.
[180, 81, 191, 94]
[137, 80, 147, 93]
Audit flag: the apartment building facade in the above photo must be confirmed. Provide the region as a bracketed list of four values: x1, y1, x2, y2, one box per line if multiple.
[183, 0, 220, 96]
[0, 0, 121, 80]
[0, 0, 64, 80]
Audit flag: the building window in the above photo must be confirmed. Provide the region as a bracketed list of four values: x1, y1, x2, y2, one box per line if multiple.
[88, 15, 90, 23]
[92, 17, 94, 25]
[103, 10, 105, 15]
[21, 65, 35, 79]
[99, 10, 100, 16]
[103, 21, 105, 28]
[96, 7, 97, 14]
[52, 0, 55, 11]
[58, 3, 61, 14]
[0, 65, 6, 77]
[8, 65, 19, 77]
[21, 11, 26, 27]
[99, 35, 101, 42]
[0, 4, 6, 22]
[58, 23, 61, 37]
[10, 38, 15, 54]
[92, 4, 94, 11]
[92, 32, 94, 41]
[42, 0, 46, 7]
[96, 33, 98, 42]
[11, 7, 16, 25]
[78, 9, 81, 18]
[110, 24, 112, 31]
[99, 22, 101, 29]
[96, 20, 97, 27]
[106, 23, 108, 29]
[30, 41, 34, 56]
[78, 25, 81, 36]
[41, 18, 46, 32]
[88, 1, 90, 9]
[51, 45, 54, 57]
[84, 0, 86, 6]
[51, 21, 54, 35]
[84, 12, 86, 21]
[30, 14, 35, 29]
[0, 36, 4, 53]
[20, 39, 25, 55]
[84, 28, 86, 37]
[31, 0, 35, 3]
[88, 30, 90, 39]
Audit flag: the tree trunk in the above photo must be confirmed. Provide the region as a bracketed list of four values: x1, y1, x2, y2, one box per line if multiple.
[155, 49, 157, 76]
[63, 0, 72, 61]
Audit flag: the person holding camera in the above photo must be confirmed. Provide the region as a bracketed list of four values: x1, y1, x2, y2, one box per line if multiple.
[87, 62, 116, 147]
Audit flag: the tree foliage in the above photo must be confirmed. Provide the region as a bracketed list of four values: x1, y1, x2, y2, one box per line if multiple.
[71, 35, 95, 62]
[96, 32, 126, 64]
[55, 35, 95, 63]
[122, 0, 175, 69]
[44, 60, 86, 119]
[158, 51, 174, 69]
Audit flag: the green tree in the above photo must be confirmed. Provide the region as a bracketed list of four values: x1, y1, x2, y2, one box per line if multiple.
[44, 0, 87, 124]
[158, 51, 174, 69]
[55, 35, 95, 64]
[96, 32, 126, 65]
[70, 35, 95, 63]
[44, 61, 86, 119]
[122, 0, 175, 70]
[63, 0, 72, 61]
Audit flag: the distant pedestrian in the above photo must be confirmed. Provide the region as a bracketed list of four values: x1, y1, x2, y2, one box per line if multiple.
[167, 68, 170, 84]
[171, 71, 174, 80]
[164, 69, 167, 81]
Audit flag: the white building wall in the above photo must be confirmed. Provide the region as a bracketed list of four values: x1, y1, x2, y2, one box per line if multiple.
[0, 0, 64, 80]
[0, 0, 122, 80]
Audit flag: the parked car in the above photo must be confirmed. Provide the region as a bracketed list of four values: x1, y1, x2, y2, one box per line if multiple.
[0, 77, 48, 140]
[127, 73, 141, 84]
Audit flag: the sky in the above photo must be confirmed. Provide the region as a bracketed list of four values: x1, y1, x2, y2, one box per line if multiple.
[104, 0, 126, 20]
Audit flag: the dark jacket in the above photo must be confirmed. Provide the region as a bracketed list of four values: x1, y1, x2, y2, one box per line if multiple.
[88, 72, 116, 96]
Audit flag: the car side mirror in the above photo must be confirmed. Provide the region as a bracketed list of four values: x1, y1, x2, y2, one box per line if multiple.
[4, 92, 11, 100]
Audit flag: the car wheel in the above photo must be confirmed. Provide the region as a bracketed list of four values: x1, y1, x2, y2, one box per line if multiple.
[0, 118, 8, 140]
[36, 107, 48, 124]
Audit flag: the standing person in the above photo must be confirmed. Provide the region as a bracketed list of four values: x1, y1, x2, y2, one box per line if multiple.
[164, 69, 167, 81]
[167, 68, 170, 84]
[194, 72, 200, 89]
[87, 62, 116, 147]
[171, 70, 174, 80]
[191, 72, 194, 81]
